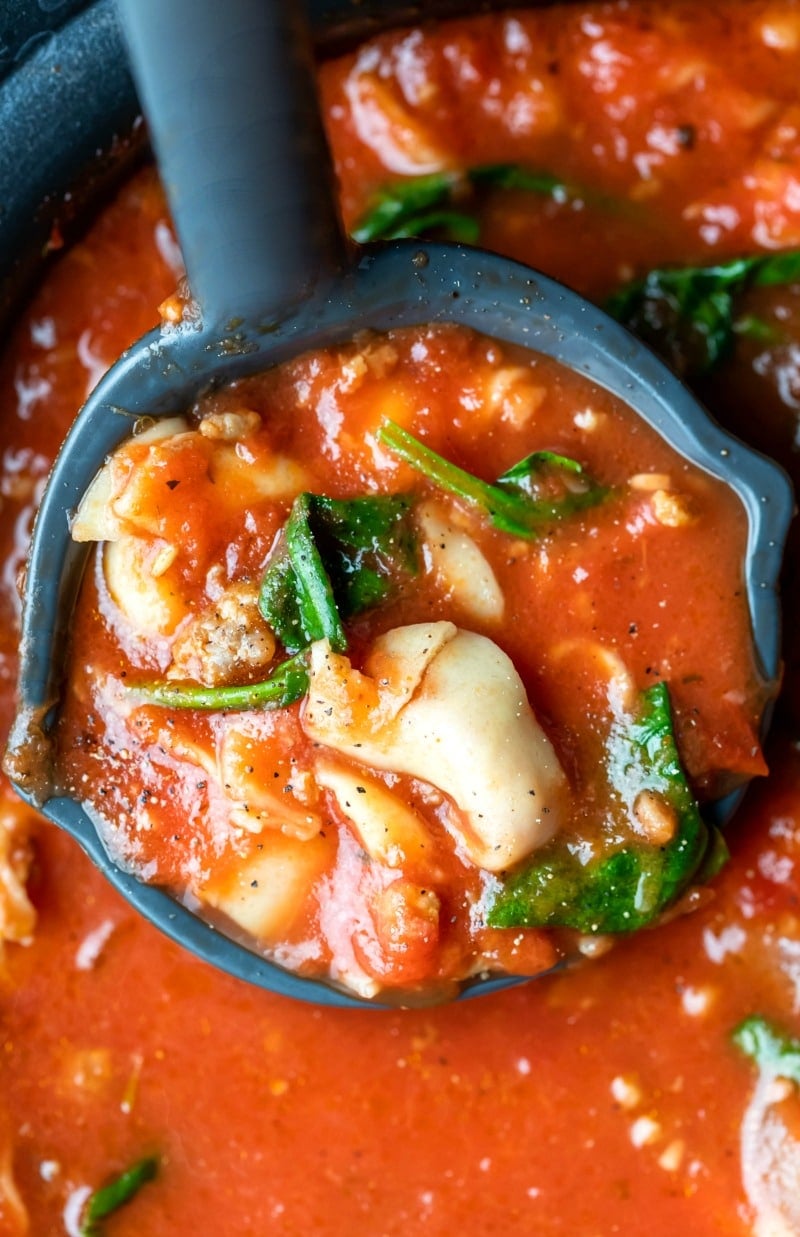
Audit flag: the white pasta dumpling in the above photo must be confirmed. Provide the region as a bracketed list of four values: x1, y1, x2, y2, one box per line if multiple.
[103, 534, 188, 637]
[74, 417, 194, 637]
[200, 832, 333, 943]
[314, 758, 437, 875]
[71, 416, 190, 543]
[218, 721, 322, 841]
[416, 499, 505, 623]
[303, 621, 568, 871]
[73, 415, 313, 639]
[208, 445, 312, 504]
[73, 411, 311, 542]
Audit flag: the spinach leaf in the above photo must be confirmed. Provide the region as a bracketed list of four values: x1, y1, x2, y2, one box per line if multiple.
[498, 450, 587, 497]
[733, 1016, 800, 1084]
[370, 207, 480, 245]
[259, 492, 416, 653]
[351, 163, 573, 244]
[693, 822, 730, 883]
[468, 162, 571, 201]
[606, 248, 800, 377]
[81, 1155, 158, 1236]
[260, 494, 346, 654]
[131, 653, 309, 712]
[732, 313, 783, 346]
[309, 494, 417, 617]
[751, 248, 800, 288]
[350, 171, 463, 243]
[132, 494, 415, 713]
[486, 682, 711, 933]
[378, 420, 606, 538]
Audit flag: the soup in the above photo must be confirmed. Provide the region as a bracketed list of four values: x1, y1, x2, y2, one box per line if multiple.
[2, 1, 800, 1232]
[51, 323, 763, 1000]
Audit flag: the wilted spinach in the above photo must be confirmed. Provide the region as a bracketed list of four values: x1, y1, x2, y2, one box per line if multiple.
[606, 249, 800, 377]
[487, 683, 712, 933]
[378, 421, 607, 539]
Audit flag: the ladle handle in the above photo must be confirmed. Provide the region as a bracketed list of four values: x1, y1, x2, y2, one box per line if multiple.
[117, 0, 347, 326]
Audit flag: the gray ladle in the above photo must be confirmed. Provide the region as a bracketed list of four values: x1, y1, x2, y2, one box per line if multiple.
[5, 0, 793, 1007]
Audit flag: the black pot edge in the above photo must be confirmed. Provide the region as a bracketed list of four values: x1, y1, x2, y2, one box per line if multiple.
[0, 1, 140, 336]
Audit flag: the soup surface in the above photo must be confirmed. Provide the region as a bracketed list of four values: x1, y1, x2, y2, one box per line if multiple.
[2, 1, 800, 1233]
[52, 323, 762, 1000]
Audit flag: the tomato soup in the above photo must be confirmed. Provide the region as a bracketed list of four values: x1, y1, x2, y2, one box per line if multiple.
[2, 1, 800, 1232]
[51, 324, 763, 1000]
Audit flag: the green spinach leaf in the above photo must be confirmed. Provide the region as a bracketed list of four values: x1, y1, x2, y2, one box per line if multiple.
[309, 494, 417, 617]
[81, 1156, 158, 1237]
[350, 171, 464, 243]
[606, 248, 800, 377]
[468, 162, 571, 200]
[378, 420, 606, 538]
[351, 163, 573, 244]
[733, 1016, 800, 1083]
[132, 493, 416, 712]
[370, 207, 480, 244]
[131, 653, 309, 712]
[260, 494, 347, 654]
[259, 492, 417, 653]
[486, 682, 711, 933]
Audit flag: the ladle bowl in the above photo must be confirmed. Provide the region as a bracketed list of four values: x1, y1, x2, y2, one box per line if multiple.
[4, 0, 794, 1006]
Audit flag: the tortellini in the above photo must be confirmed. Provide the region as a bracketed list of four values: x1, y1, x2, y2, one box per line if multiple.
[303, 621, 567, 871]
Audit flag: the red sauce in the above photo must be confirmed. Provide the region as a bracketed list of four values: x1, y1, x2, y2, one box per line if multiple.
[52, 324, 763, 999]
[2, 1, 800, 1231]
[320, 1, 800, 298]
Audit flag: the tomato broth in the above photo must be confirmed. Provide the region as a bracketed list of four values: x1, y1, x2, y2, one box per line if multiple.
[52, 322, 764, 1001]
[46, 314, 766, 999]
[2, 0, 800, 1232]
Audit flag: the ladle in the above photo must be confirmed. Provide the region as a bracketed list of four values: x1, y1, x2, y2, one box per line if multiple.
[5, 0, 793, 1007]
